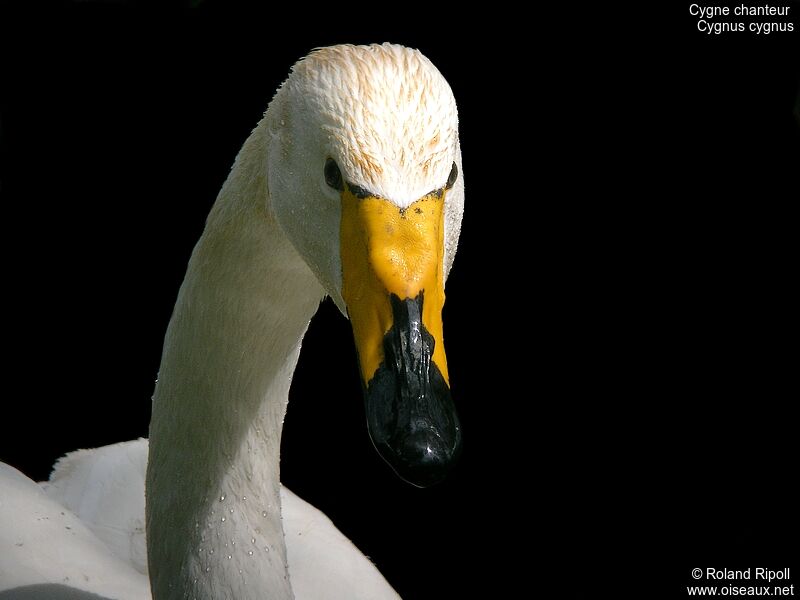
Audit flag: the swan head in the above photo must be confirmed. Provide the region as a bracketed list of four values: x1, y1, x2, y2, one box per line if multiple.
[267, 44, 463, 487]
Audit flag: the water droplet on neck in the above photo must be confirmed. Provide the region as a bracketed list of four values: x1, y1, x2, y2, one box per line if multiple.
[219, 495, 226, 502]
[248, 550, 254, 556]
[227, 555, 232, 560]
[251, 538, 256, 544]
[242, 495, 247, 501]
[262, 511, 268, 517]
[264, 546, 269, 553]
[205, 566, 211, 573]
[229, 508, 234, 514]
[208, 549, 214, 555]
[221, 517, 226, 523]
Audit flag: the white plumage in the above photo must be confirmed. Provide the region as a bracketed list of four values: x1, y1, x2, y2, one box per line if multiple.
[0, 43, 463, 600]
[0, 441, 398, 599]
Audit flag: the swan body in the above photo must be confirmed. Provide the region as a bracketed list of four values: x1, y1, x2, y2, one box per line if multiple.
[0, 43, 464, 599]
[1, 441, 396, 599]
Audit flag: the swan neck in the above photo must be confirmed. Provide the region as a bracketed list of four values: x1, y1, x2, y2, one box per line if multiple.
[146, 118, 322, 600]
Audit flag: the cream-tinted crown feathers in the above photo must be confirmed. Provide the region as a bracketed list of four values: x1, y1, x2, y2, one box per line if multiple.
[285, 43, 459, 207]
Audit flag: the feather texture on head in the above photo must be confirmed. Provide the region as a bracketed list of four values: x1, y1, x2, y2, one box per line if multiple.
[284, 43, 459, 207]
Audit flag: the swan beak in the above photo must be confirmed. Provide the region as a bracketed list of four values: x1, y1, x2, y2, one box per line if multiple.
[340, 187, 461, 488]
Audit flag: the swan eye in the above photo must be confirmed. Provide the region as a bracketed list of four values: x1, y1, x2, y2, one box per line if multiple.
[324, 158, 343, 191]
[445, 162, 458, 190]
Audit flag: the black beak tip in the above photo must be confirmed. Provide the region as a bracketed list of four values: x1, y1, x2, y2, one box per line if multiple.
[361, 292, 462, 487]
[382, 428, 462, 488]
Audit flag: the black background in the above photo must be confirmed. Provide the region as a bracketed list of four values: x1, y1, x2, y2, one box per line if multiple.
[1, 3, 797, 599]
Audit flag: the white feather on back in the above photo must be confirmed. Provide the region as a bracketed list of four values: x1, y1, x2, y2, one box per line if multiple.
[2, 440, 398, 599]
[42, 439, 149, 575]
[0, 459, 150, 599]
